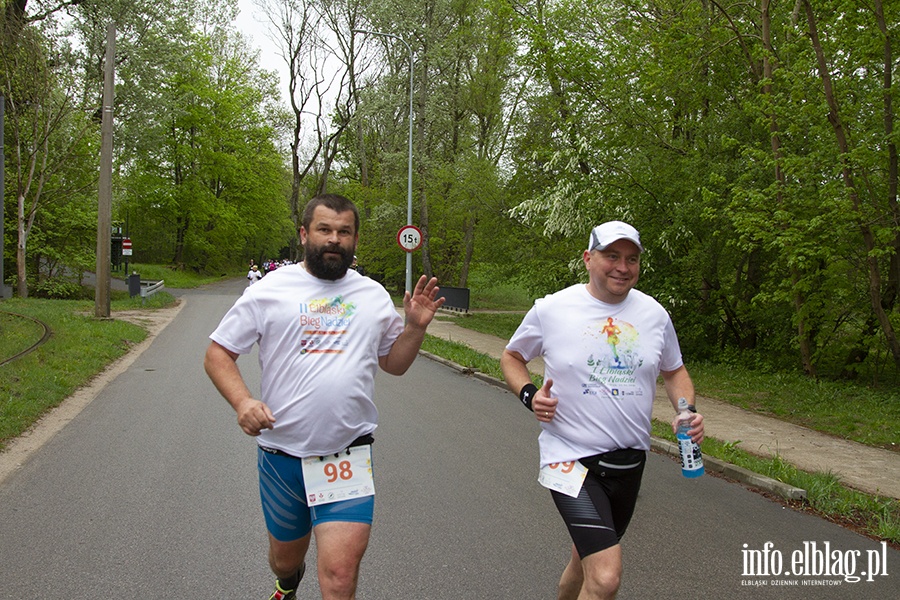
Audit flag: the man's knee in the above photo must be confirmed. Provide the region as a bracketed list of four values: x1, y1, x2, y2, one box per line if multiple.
[580, 545, 623, 600]
[319, 560, 362, 598]
[268, 535, 310, 578]
[583, 568, 621, 599]
[314, 521, 370, 599]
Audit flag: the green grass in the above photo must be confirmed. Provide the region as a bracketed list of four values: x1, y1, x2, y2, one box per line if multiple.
[0, 295, 151, 450]
[0, 310, 46, 361]
[119, 263, 235, 289]
[469, 282, 535, 311]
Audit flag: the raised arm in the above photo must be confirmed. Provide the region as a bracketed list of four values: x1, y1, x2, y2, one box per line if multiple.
[378, 275, 445, 375]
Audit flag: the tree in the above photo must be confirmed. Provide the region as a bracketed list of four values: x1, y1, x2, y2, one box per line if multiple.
[800, 0, 900, 372]
[1, 11, 96, 297]
[501, 0, 899, 381]
[253, 0, 362, 262]
[118, 25, 292, 271]
[349, 0, 521, 289]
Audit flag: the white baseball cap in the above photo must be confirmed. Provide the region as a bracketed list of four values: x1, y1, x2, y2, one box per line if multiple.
[588, 221, 643, 252]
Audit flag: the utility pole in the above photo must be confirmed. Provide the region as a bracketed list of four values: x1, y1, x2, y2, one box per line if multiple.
[95, 24, 115, 318]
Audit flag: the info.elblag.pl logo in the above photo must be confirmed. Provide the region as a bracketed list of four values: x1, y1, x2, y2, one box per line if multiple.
[741, 541, 890, 586]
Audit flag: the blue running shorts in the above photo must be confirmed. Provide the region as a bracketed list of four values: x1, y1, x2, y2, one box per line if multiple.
[257, 446, 375, 542]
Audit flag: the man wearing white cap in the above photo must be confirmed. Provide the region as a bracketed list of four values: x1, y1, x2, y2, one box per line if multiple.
[501, 220, 704, 599]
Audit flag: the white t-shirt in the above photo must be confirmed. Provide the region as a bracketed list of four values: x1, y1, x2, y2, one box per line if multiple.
[210, 264, 404, 457]
[506, 284, 684, 466]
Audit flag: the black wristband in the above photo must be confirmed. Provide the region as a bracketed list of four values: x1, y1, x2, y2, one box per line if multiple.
[687, 404, 697, 413]
[519, 383, 538, 412]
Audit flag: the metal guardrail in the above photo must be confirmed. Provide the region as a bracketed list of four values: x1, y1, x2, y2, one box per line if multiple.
[140, 280, 165, 304]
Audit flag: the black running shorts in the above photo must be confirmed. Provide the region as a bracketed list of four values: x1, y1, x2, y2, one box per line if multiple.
[550, 449, 647, 558]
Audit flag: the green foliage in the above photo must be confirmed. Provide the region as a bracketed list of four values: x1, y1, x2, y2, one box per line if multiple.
[498, 0, 900, 382]
[354, 196, 408, 294]
[28, 278, 86, 300]
[1, 9, 103, 297]
[4, 0, 900, 386]
[115, 18, 293, 273]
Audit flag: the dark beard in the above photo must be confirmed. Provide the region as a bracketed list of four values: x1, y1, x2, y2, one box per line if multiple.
[305, 243, 354, 280]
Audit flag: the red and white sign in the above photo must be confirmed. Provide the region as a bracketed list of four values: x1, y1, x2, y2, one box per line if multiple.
[397, 225, 422, 252]
[122, 238, 133, 256]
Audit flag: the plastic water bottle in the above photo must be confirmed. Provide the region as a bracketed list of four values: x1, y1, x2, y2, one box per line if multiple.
[676, 398, 704, 478]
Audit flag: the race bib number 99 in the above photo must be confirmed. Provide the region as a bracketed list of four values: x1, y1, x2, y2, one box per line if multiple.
[538, 461, 588, 498]
[302, 445, 375, 507]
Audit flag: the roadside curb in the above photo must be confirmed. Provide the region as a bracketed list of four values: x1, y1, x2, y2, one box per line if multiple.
[650, 438, 807, 500]
[418, 350, 808, 501]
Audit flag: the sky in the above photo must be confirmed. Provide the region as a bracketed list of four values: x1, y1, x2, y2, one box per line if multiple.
[234, 0, 288, 100]
[233, 0, 355, 128]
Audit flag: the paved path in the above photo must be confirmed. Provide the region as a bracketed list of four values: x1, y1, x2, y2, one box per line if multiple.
[425, 315, 900, 500]
[6, 295, 894, 500]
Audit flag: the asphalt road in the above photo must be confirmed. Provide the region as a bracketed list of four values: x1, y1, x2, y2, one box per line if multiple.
[1, 278, 897, 599]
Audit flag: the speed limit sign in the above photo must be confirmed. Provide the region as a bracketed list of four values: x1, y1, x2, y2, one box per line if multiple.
[397, 225, 423, 252]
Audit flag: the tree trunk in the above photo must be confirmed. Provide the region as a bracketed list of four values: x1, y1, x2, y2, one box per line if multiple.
[172, 215, 187, 266]
[2, 1, 28, 49]
[16, 193, 27, 297]
[873, 0, 900, 318]
[762, 0, 816, 375]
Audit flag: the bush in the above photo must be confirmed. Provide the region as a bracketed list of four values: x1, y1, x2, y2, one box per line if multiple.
[29, 278, 87, 300]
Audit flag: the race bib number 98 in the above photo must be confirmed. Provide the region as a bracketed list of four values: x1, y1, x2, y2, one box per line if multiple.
[302, 445, 375, 507]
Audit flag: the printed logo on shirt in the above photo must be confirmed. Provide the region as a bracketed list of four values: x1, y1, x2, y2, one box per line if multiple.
[582, 317, 643, 395]
[298, 296, 357, 354]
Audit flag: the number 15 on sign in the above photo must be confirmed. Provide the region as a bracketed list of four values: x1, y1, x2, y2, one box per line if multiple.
[397, 225, 423, 252]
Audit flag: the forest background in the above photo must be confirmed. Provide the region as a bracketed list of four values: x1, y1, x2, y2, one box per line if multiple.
[2, 0, 900, 388]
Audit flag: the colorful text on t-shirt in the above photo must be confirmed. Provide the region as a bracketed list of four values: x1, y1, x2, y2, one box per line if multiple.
[298, 296, 357, 354]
